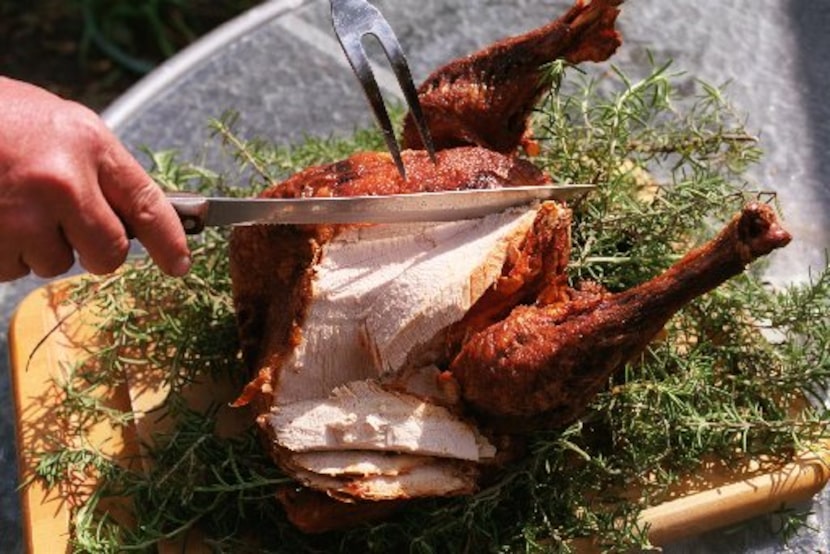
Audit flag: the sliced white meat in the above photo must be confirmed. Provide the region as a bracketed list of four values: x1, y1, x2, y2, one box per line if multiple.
[289, 450, 431, 477]
[268, 380, 495, 461]
[273, 207, 540, 405]
[291, 460, 477, 501]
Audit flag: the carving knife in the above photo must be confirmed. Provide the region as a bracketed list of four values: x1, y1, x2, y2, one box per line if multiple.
[168, 184, 595, 234]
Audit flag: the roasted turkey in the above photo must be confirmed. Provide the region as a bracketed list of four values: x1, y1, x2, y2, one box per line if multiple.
[451, 202, 792, 423]
[228, 0, 791, 533]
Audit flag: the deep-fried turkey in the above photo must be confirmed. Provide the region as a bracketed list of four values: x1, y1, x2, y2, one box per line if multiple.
[402, 0, 623, 154]
[225, 0, 793, 535]
[450, 203, 792, 424]
[230, 147, 550, 387]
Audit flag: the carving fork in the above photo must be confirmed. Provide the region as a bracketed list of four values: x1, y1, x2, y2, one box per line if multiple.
[330, 0, 436, 178]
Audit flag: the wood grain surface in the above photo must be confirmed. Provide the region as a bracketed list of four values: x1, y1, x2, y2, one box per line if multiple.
[9, 277, 830, 552]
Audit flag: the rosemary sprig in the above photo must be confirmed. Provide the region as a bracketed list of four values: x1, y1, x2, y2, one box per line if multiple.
[28, 59, 830, 553]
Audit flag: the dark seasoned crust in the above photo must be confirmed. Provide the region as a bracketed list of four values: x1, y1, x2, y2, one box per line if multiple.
[275, 487, 406, 534]
[450, 203, 792, 424]
[402, 0, 623, 154]
[229, 147, 551, 388]
[225, 0, 629, 533]
[438, 201, 572, 364]
[263, 146, 551, 199]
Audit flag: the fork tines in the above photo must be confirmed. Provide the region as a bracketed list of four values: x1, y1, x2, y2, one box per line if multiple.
[331, 0, 436, 179]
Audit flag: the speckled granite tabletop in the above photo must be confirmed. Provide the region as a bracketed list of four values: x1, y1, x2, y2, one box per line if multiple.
[3, 1, 829, 552]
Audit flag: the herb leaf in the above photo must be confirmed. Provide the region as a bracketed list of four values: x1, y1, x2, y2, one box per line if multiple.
[30, 60, 830, 553]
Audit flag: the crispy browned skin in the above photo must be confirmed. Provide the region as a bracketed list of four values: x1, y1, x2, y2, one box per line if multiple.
[402, 0, 623, 154]
[230, 147, 552, 529]
[227, 0, 630, 533]
[450, 203, 792, 424]
[263, 146, 550, 199]
[438, 202, 572, 362]
[229, 147, 551, 392]
[275, 487, 406, 534]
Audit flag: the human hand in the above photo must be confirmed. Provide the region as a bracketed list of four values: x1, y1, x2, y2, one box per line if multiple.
[0, 77, 191, 282]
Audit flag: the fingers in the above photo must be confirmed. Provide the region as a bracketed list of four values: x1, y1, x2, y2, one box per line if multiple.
[95, 135, 191, 277]
[21, 229, 76, 278]
[0, 248, 30, 282]
[57, 185, 132, 275]
[50, 102, 191, 277]
[0, 158, 129, 279]
[0, 209, 76, 281]
[0, 78, 191, 281]
[10, 114, 134, 277]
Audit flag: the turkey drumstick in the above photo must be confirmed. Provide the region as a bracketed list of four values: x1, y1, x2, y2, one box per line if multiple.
[450, 203, 792, 424]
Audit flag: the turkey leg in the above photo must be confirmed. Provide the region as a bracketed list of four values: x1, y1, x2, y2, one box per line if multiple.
[451, 203, 792, 425]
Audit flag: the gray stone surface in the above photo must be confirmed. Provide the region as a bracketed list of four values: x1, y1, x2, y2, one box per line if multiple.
[2, 1, 828, 552]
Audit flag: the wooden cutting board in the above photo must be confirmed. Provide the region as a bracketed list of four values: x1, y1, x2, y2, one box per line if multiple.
[9, 277, 830, 552]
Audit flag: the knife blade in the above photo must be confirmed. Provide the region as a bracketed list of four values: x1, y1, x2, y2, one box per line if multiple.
[169, 184, 595, 234]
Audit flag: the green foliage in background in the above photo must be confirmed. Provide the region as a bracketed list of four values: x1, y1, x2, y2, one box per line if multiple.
[77, 0, 261, 73]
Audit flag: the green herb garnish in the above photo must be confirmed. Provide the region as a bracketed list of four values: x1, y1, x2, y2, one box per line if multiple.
[30, 59, 830, 553]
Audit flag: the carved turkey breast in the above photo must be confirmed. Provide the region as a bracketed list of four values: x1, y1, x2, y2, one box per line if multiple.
[226, 0, 791, 533]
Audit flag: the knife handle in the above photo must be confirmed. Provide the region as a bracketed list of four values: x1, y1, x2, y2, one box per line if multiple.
[166, 192, 208, 235]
